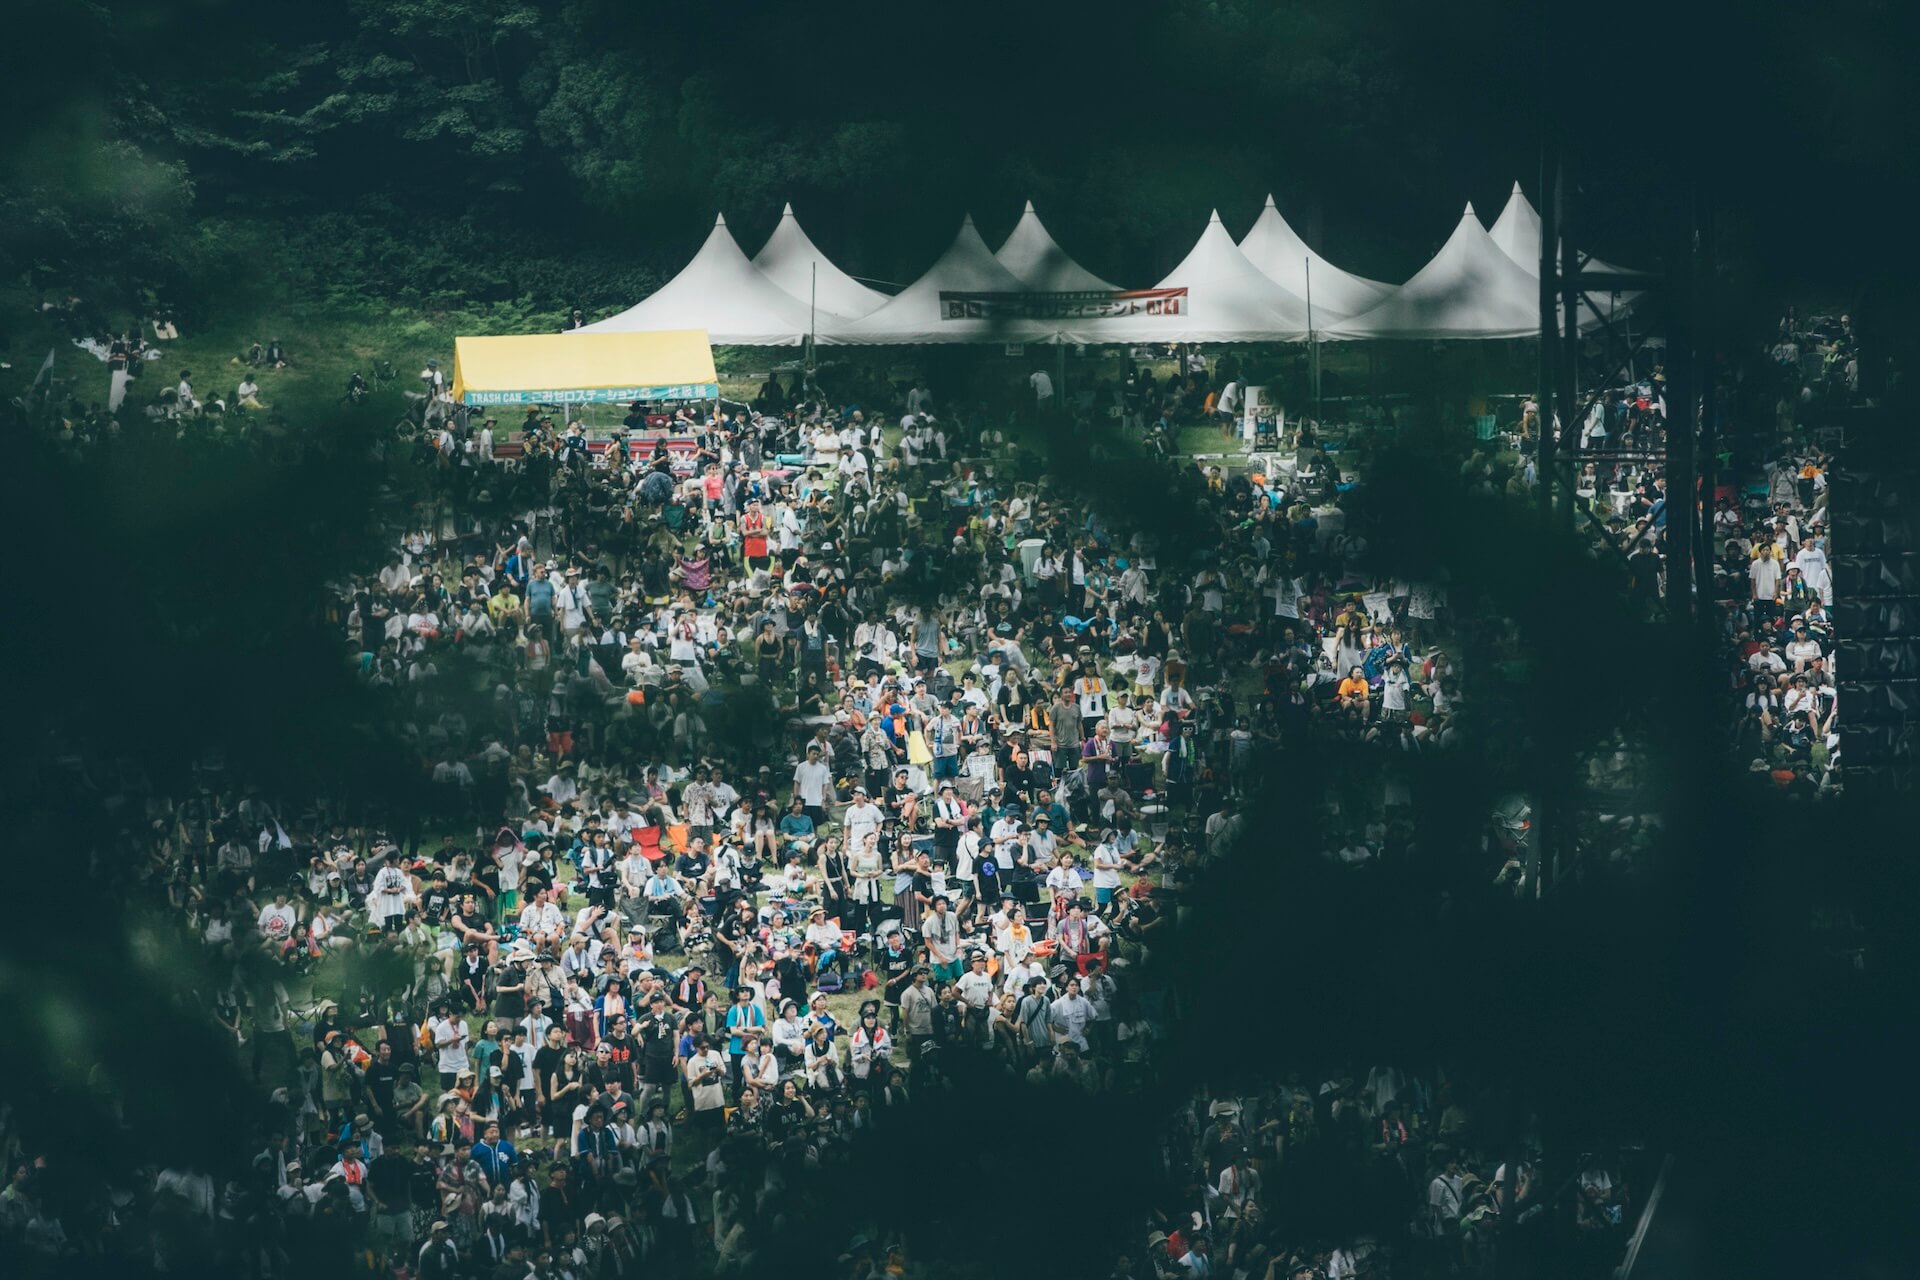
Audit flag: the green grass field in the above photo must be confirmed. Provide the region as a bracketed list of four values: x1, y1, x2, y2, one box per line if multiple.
[0, 293, 786, 428]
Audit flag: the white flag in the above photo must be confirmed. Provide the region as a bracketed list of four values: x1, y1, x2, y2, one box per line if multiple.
[31, 348, 54, 388]
[274, 818, 294, 850]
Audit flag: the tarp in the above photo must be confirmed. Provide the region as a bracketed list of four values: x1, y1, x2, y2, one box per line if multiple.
[995, 201, 1118, 291]
[1238, 194, 1396, 323]
[820, 214, 1060, 345]
[452, 331, 717, 406]
[1487, 183, 1635, 279]
[1322, 205, 1543, 341]
[752, 203, 888, 320]
[581, 215, 821, 346]
[1056, 209, 1310, 344]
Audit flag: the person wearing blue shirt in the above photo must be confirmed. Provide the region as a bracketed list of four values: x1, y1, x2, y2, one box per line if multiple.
[778, 800, 816, 840]
[574, 1107, 620, 1185]
[724, 986, 766, 1089]
[469, 1121, 517, 1184]
[502, 546, 531, 592]
[804, 1000, 839, 1046]
[1032, 791, 1072, 835]
[525, 564, 556, 638]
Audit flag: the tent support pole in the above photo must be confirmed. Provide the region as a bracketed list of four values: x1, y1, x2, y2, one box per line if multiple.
[1537, 139, 1561, 518]
[1306, 257, 1321, 424]
[1057, 339, 1066, 416]
[1556, 162, 1580, 536]
[1664, 182, 1698, 631]
[1694, 190, 1716, 601]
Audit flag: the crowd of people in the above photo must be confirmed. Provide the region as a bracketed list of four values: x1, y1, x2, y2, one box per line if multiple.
[1720, 311, 1850, 795]
[11, 337, 1651, 1280]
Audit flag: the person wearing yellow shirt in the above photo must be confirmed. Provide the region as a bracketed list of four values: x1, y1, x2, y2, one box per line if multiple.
[488, 586, 523, 629]
[1336, 666, 1371, 723]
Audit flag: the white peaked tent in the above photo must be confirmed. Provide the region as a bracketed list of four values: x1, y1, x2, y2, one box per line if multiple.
[1487, 183, 1634, 279]
[1063, 209, 1311, 345]
[821, 214, 1053, 345]
[1323, 205, 1544, 341]
[581, 214, 820, 346]
[994, 201, 1118, 291]
[1239, 194, 1395, 322]
[752, 203, 888, 321]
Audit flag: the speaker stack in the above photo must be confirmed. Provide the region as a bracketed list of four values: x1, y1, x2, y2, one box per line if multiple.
[1831, 448, 1920, 791]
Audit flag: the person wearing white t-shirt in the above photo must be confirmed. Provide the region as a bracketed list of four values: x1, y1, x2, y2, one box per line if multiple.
[1106, 693, 1140, 759]
[620, 638, 656, 685]
[428, 1004, 470, 1087]
[792, 746, 835, 824]
[1782, 679, 1818, 719]
[1089, 839, 1123, 907]
[953, 827, 981, 884]
[1029, 369, 1054, 411]
[1048, 978, 1094, 1051]
[1784, 630, 1822, 671]
[1381, 662, 1411, 717]
[257, 895, 299, 945]
[843, 790, 884, 854]
[1131, 654, 1161, 700]
[1218, 380, 1242, 422]
[954, 954, 997, 1043]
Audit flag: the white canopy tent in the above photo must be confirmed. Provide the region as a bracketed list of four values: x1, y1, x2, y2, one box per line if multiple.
[820, 214, 1058, 345]
[1057, 209, 1310, 345]
[1486, 183, 1642, 336]
[751, 203, 889, 321]
[1486, 183, 1635, 279]
[1238, 194, 1396, 322]
[580, 214, 821, 346]
[994, 201, 1118, 291]
[1323, 205, 1543, 340]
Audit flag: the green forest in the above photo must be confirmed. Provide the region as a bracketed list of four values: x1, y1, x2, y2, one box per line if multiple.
[6, 0, 1911, 340]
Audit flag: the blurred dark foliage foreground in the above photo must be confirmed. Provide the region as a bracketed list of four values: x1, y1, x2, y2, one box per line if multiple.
[6, 1, 1920, 1277]
[3, 372, 1918, 1280]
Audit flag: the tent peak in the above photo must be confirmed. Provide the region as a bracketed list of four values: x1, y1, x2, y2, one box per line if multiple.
[781, 202, 794, 216]
[960, 212, 976, 227]
[1023, 199, 1035, 214]
[1510, 181, 1524, 195]
[1461, 202, 1476, 218]
[1263, 194, 1277, 208]
[714, 212, 728, 227]
[1208, 209, 1223, 223]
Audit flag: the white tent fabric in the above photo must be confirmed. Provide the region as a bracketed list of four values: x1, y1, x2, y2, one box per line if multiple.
[1486, 183, 1642, 335]
[821, 214, 1058, 345]
[752, 203, 888, 321]
[1486, 183, 1635, 279]
[581, 214, 821, 346]
[1238, 194, 1395, 322]
[994, 201, 1118, 291]
[1323, 205, 1542, 340]
[1057, 209, 1310, 345]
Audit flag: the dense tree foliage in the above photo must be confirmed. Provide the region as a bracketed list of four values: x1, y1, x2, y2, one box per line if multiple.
[7, 0, 1910, 317]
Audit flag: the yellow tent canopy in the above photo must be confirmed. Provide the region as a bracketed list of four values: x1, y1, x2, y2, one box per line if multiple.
[451, 330, 717, 407]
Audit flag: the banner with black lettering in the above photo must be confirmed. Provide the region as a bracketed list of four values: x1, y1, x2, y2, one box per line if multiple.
[937, 288, 1188, 322]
